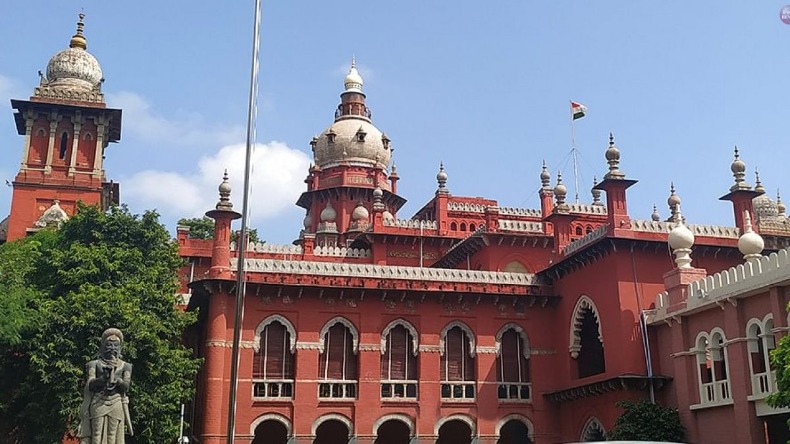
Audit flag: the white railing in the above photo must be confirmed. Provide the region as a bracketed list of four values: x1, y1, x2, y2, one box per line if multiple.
[701, 380, 731, 405]
[318, 380, 357, 399]
[752, 372, 771, 398]
[630, 219, 740, 238]
[498, 219, 544, 233]
[383, 218, 438, 230]
[441, 381, 476, 400]
[448, 202, 486, 213]
[313, 245, 371, 258]
[568, 203, 607, 214]
[230, 242, 304, 254]
[563, 224, 609, 255]
[381, 380, 418, 399]
[499, 207, 542, 217]
[252, 379, 294, 399]
[497, 382, 532, 401]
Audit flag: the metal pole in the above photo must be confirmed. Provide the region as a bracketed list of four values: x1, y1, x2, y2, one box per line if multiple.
[570, 102, 580, 203]
[179, 403, 185, 443]
[226, 0, 263, 442]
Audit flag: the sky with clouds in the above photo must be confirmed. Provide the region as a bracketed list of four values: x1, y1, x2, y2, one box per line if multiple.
[2, 2, 790, 244]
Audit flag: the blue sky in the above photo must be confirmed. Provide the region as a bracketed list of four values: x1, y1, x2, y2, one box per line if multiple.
[2, 2, 790, 244]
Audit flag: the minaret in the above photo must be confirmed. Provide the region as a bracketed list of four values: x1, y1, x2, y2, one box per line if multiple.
[719, 146, 760, 234]
[592, 133, 638, 232]
[5, 14, 122, 241]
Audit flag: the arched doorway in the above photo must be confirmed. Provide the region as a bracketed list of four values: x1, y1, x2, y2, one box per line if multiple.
[498, 419, 532, 444]
[252, 419, 288, 444]
[375, 419, 411, 444]
[314, 419, 350, 444]
[437, 419, 472, 444]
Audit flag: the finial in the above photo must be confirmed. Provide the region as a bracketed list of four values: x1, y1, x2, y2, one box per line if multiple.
[651, 204, 660, 222]
[604, 132, 624, 179]
[436, 162, 449, 194]
[591, 175, 603, 205]
[373, 187, 385, 212]
[351, 54, 356, 69]
[344, 56, 364, 92]
[69, 12, 88, 50]
[668, 204, 695, 268]
[754, 170, 765, 193]
[540, 160, 551, 189]
[738, 210, 764, 263]
[778, 190, 786, 216]
[554, 172, 568, 208]
[215, 170, 234, 211]
[667, 182, 681, 222]
[729, 145, 751, 191]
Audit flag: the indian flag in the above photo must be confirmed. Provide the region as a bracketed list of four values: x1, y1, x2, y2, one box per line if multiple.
[571, 101, 588, 120]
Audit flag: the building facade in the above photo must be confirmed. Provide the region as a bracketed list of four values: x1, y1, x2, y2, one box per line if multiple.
[6, 16, 790, 444]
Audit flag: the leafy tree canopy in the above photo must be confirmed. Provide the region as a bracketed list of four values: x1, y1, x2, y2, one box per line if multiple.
[0, 204, 200, 443]
[607, 399, 685, 442]
[769, 331, 790, 411]
[177, 216, 261, 243]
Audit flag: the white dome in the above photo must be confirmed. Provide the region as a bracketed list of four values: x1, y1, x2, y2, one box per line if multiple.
[352, 203, 369, 221]
[46, 47, 103, 92]
[382, 210, 394, 223]
[320, 202, 337, 223]
[739, 230, 764, 256]
[668, 223, 694, 250]
[313, 119, 391, 169]
[344, 61, 364, 92]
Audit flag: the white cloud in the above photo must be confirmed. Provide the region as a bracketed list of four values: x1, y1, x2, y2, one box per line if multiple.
[106, 91, 245, 148]
[122, 141, 311, 223]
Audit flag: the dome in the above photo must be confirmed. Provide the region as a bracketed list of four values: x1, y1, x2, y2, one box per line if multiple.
[382, 210, 394, 223]
[312, 119, 391, 169]
[352, 202, 369, 222]
[320, 202, 337, 223]
[668, 222, 694, 250]
[753, 194, 779, 221]
[344, 59, 364, 92]
[45, 15, 103, 94]
[303, 211, 312, 230]
[739, 229, 764, 257]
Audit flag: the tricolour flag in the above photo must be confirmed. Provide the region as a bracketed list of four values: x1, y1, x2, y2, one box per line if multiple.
[571, 101, 588, 120]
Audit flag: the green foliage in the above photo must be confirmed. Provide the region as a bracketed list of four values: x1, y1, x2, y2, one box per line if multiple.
[607, 399, 685, 442]
[177, 215, 261, 243]
[0, 204, 200, 443]
[769, 329, 790, 409]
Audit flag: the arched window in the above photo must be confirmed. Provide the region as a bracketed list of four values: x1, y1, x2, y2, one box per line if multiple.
[580, 417, 606, 442]
[381, 321, 418, 399]
[695, 330, 731, 405]
[59, 131, 69, 160]
[570, 296, 605, 378]
[252, 318, 295, 398]
[83, 132, 93, 141]
[318, 320, 358, 399]
[585, 225, 593, 234]
[747, 317, 775, 398]
[451, 221, 458, 231]
[575, 226, 583, 236]
[440, 323, 476, 400]
[469, 223, 476, 231]
[460, 222, 467, 232]
[496, 326, 531, 401]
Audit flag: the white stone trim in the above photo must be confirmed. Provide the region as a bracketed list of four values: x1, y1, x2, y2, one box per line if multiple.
[439, 321, 476, 357]
[372, 414, 415, 437]
[236, 258, 535, 285]
[495, 414, 534, 440]
[250, 413, 291, 436]
[434, 413, 476, 436]
[381, 319, 419, 357]
[319, 316, 359, 354]
[569, 295, 603, 359]
[580, 417, 605, 441]
[312, 413, 353, 437]
[253, 314, 296, 353]
[495, 323, 531, 358]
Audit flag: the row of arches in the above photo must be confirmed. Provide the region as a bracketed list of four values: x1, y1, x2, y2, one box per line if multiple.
[250, 413, 536, 444]
[253, 316, 532, 401]
[449, 220, 480, 233]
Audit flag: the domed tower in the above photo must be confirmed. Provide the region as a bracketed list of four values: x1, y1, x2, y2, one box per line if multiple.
[5, 14, 122, 241]
[296, 59, 405, 247]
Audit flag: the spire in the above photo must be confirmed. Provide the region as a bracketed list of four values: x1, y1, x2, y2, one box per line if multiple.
[436, 162, 449, 194]
[69, 12, 87, 50]
[668, 204, 695, 268]
[651, 204, 660, 222]
[754, 170, 765, 193]
[778, 190, 786, 216]
[215, 170, 234, 211]
[554, 172, 568, 209]
[591, 176, 602, 206]
[729, 145, 751, 191]
[604, 132, 625, 179]
[344, 56, 364, 93]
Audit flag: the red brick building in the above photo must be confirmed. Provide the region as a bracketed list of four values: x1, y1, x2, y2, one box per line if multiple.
[7, 16, 790, 444]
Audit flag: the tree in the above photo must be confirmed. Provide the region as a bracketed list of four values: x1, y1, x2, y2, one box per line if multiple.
[769, 331, 790, 413]
[607, 400, 685, 442]
[177, 216, 261, 243]
[0, 204, 201, 443]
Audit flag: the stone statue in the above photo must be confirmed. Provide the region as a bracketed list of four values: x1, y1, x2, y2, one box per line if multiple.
[77, 328, 133, 444]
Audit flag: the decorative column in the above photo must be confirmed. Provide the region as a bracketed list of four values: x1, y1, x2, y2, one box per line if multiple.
[206, 171, 241, 279]
[719, 147, 760, 234]
[593, 133, 637, 233]
[545, 173, 576, 253]
[93, 115, 106, 177]
[44, 115, 59, 173]
[20, 112, 34, 168]
[68, 112, 82, 176]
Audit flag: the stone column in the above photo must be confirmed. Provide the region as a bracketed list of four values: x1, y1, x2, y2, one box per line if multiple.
[68, 112, 82, 176]
[20, 112, 33, 168]
[93, 116, 106, 178]
[44, 114, 60, 174]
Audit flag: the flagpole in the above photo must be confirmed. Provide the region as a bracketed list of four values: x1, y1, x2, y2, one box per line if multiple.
[226, 0, 262, 442]
[570, 101, 580, 203]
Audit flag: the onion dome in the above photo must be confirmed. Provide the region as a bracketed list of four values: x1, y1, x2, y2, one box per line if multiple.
[320, 201, 337, 223]
[738, 211, 764, 262]
[344, 56, 364, 93]
[303, 210, 313, 231]
[540, 160, 551, 189]
[668, 205, 695, 268]
[651, 204, 660, 222]
[382, 209, 395, 223]
[779, 191, 786, 216]
[554, 172, 568, 206]
[372, 187, 385, 212]
[44, 14, 103, 94]
[604, 132, 625, 179]
[667, 182, 681, 208]
[751, 171, 779, 222]
[33, 200, 70, 229]
[352, 201, 369, 222]
[729, 146, 751, 191]
[313, 117, 390, 169]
